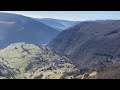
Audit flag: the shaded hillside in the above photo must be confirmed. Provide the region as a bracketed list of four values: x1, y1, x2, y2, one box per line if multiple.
[48, 20, 120, 68]
[0, 12, 59, 49]
[35, 18, 79, 31]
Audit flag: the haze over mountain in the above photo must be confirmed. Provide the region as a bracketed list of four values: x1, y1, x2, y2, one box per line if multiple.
[0, 12, 59, 48]
[34, 18, 79, 31]
[1, 11, 120, 79]
[48, 20, 120, 69]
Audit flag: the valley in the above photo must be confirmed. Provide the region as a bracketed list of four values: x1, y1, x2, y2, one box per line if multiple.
[0, 12, 120, 79]
[48, 20, 120, 69]
[34, 18, 79, 31]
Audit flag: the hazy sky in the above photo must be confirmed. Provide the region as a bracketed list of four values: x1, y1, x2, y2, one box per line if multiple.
[0, 11, 120, 21]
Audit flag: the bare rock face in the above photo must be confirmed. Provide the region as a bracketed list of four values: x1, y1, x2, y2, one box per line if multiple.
[0, 63, 14, 79]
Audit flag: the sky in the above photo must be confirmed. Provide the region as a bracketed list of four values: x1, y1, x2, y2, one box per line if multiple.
[0, 11, 120, 21]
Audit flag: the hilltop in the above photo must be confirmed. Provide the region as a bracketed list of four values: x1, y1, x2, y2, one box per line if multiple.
[0, 43, 80, 79]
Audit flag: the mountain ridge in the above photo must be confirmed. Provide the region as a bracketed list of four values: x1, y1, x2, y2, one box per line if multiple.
[34, 18, 79, 31]
[48, 20, 120, 68]
[0, 12, 60, 48]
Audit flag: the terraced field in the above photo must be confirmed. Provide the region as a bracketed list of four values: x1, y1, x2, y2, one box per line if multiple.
[0, 43, 80, 79]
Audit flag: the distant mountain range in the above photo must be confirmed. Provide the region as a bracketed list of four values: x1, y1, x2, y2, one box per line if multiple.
[34, 18, 79, 31]
[0, 12, 60, 48]
[48, 20, 120, 69]
[1, 12, 120, 79]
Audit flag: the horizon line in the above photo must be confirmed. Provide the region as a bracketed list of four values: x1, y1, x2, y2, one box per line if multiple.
[0, 11, 120, 22]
